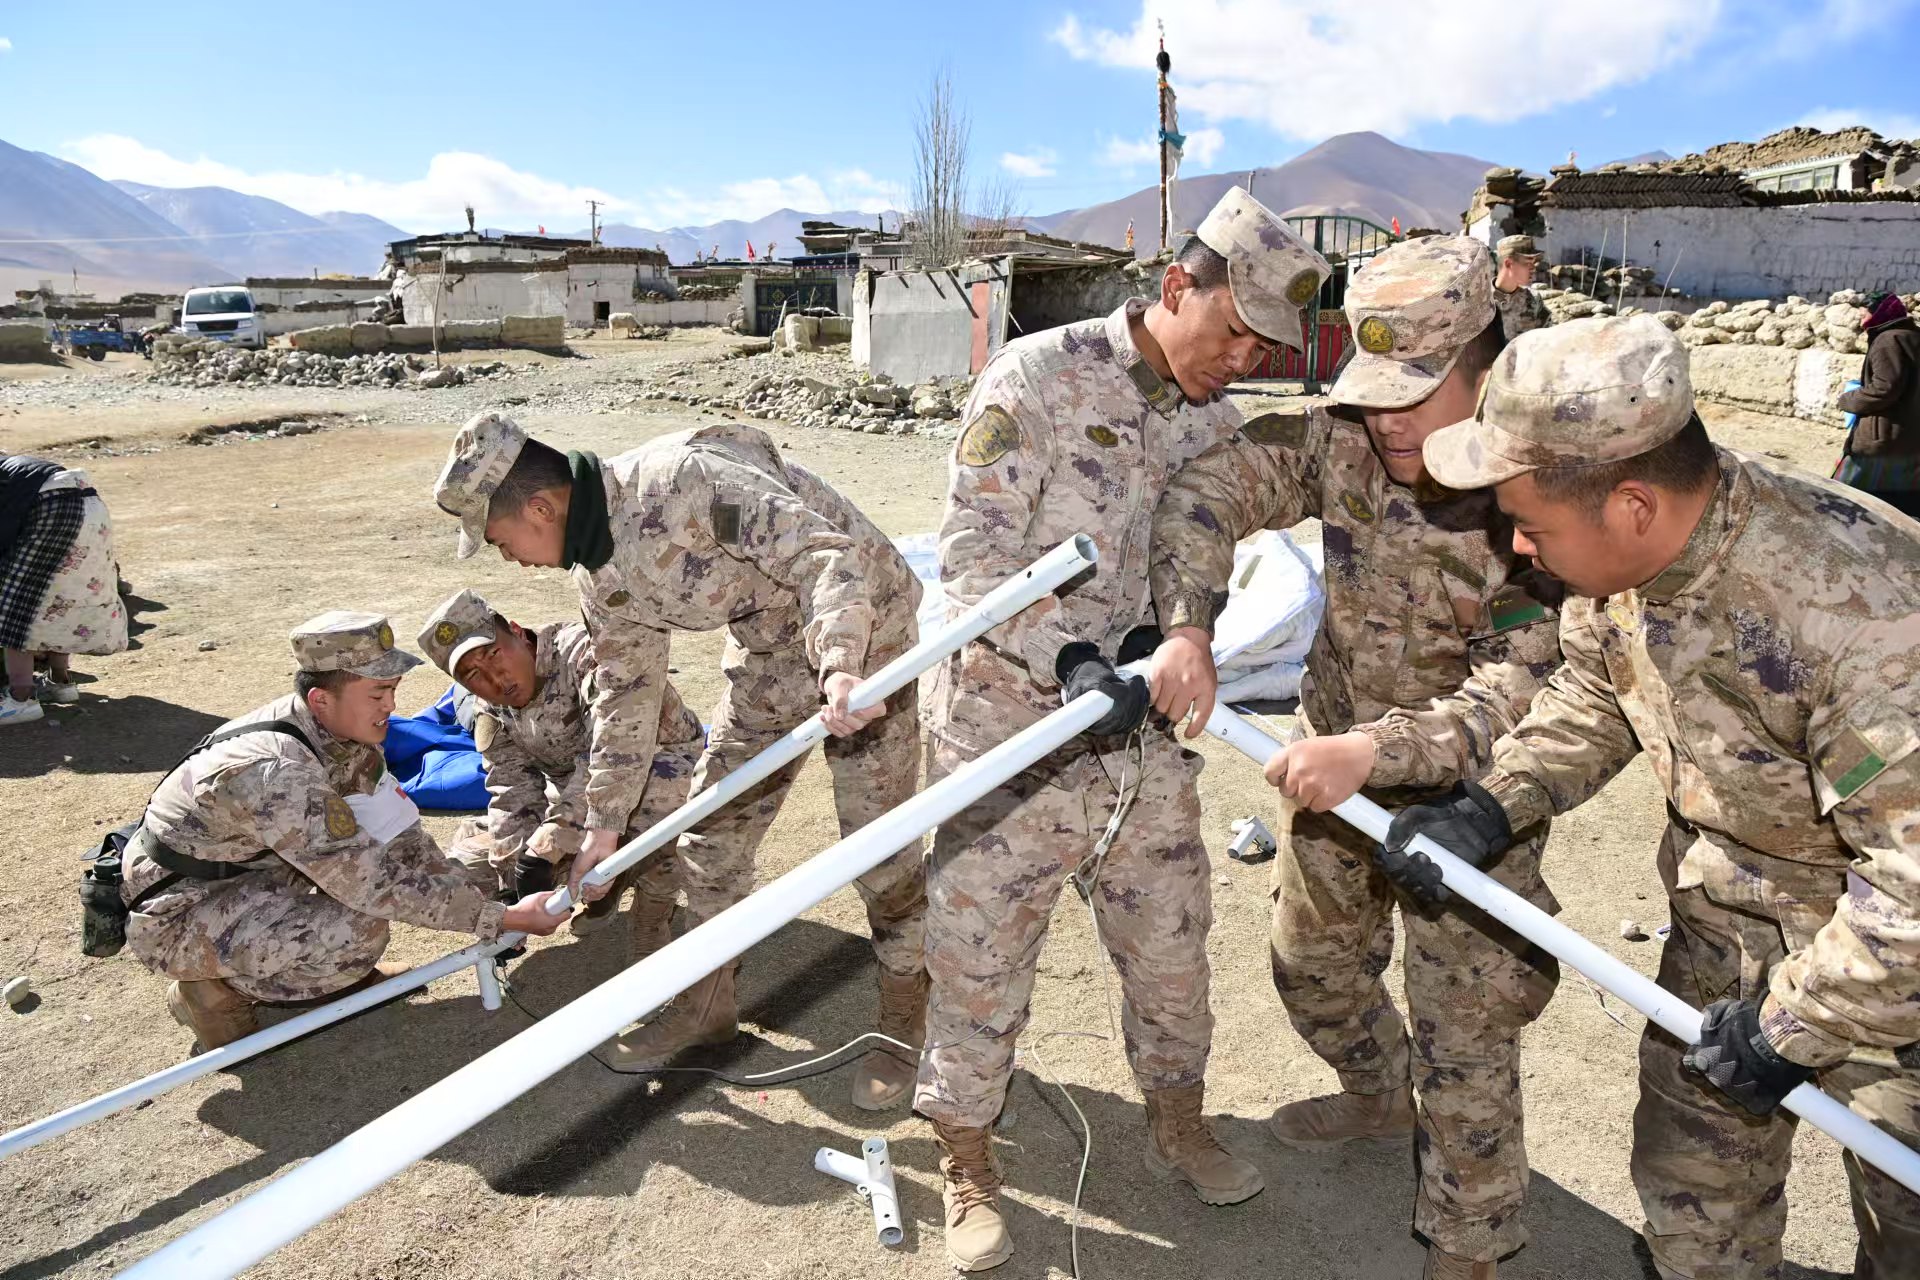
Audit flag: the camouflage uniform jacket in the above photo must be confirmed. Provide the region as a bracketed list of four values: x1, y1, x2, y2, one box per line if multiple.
[1493, 285, 1550, 340]
[127, 694, 507, 939]
[930, 298, 1242, 754]
[1149, 404, 1564, 791]
[574, 422, 918, 830]
[1480, 451, 1920, 1066]
[474, 622, 702, 864]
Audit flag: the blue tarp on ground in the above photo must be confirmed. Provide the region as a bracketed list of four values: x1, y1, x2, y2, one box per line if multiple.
[382, 686, 487, 812]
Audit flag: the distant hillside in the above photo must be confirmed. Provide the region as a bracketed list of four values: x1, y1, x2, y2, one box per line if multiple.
[114, 182, 407, 278]
[560, 209, 899, 264]
[1035, 132, 1496, 250]
[0, 140, 236, 293]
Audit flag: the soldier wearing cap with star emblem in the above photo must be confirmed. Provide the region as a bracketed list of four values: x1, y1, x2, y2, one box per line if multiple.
[1386, 314, 1920, 1278]
[432, 413, 927, 1111]
[121, 610, 565, 1053]
[913, 186, 1328, 1271]
[417, 588, 704, 960]
[1147, 233, 1566, 1279]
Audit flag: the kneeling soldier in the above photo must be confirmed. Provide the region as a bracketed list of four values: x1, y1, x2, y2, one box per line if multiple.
[123, 611, 563, 1050]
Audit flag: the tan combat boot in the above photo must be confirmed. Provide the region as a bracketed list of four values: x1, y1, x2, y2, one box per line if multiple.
[849, 968, 928, 1111]
[932, 1120, 1013, 1272]
[1141, 1084, 1266, 1205]
[624, 886, 678, 963]
[166, 979, 259, 1051]
[1423, 1246, 1497, 1279]
[572, 865, 639, 937]
[1268, 1083, 1416, 1150]
[603, 964, 738, 1072]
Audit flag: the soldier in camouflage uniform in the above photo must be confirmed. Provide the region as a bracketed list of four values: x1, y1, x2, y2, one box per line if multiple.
[124, 612, 564, 1051]
[1391, 313, 1920, 1279]
[913, 188, 1330, 1271]
[416, 589, 705, 960]
[434, 415, 925, 1109]
[1147, 235, 1563, 1280]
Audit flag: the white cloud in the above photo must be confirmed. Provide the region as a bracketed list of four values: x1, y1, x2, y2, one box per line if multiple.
[1100, 127, 1224, 171]
[1183, 127, 1225, 167]
[1051, 0, 1717, 141]
[56, 134, 905, 231]
[1794, 106, 1920, 142]
[0, 37, 12, 53]
[1001, 149, 1058, 179]
[1602, 105, 1618, 119]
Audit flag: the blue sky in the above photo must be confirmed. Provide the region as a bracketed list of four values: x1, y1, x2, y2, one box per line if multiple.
[1, 0, 1916, 232]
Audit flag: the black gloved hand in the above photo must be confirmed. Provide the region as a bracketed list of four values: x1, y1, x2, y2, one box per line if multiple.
[513, 852, 557, 899]
[1055, 641, 1150, 737]
[1683, 997, 1816, 1116]
[1378, 781, 1512, 904]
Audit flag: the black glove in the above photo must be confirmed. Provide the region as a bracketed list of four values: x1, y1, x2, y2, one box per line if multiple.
[1683, 997, 1816, 1116]
[1055, 642, 1150, 737]
[1378, 781, 1512, 904]
[513, 852, 557, 899]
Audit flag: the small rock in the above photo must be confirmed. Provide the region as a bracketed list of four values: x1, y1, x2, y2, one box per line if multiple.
[1215, 875, 1231, 887]
[1620, 919, 1647, 941]
[4, 976, 30, 1008]
[197, 640, 218, 652]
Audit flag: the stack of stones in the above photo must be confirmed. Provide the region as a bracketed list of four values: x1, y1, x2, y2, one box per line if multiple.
[149, 338, 512, 389]
[1529, 288, 1919, 355]
[734, 372, 967, 436]
[677, 284, 734, 301]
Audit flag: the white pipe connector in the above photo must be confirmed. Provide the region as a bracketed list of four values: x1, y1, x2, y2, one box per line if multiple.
[1202, 704, 1920, 1199]
[474, 959, 503, 1013]
[813, 1138, 902, 1247]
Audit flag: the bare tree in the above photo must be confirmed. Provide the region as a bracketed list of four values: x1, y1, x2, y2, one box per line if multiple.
[908, 69, 971, 270]
[968, 174, 1027, 252]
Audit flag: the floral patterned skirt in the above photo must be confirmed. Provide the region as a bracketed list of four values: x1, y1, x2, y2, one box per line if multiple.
[4, 472, 127, 656]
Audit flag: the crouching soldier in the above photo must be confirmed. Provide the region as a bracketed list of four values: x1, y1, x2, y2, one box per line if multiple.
[122, 611, 564, 1050]
[417, 589, 705, 959]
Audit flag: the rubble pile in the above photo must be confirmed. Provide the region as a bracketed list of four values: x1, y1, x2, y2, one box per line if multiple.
[620, 351, 969, 439]
[677, 284, 734, 301]
[1533, 288, 1920, 354]
[150, 339, 514, 389]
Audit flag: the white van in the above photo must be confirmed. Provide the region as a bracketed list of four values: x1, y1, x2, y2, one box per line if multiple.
[180, 285, 266, 349]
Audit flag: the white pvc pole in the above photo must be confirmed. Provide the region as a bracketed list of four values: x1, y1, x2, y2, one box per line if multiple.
[538, 533, 1098, 917]
[1, 538, 1092, 1166]
[119, 685, 1118, 1278]
[1201, 705, 1920, 1198]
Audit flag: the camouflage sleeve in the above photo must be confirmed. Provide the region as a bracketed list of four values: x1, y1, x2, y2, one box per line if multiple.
[216, 757, 507, 940]
[1361, 571, 1564, 789]
[1479, 598, 1642, 832]
[1148, 414, 1324, 635]
[939, 360, 1073, 683]
[477, 713, 543, 865]
[578, 599, 671, 833]
[540, 626, 597, 833]
[1761, 620, 1920, 1067]
[1493, 285, 1549, 340]
[681, 450, 876, 682]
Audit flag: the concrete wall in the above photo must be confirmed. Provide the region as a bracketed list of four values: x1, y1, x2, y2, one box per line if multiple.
[261, 306, 356, 337]
[620, 299, 735, 326]
[395, 268, 568, 324]
[250, 280, 388, 310]
[861, 268, 989, 384]
[563, 261, 675, 326]
[1543, 202, 1920, 302]
[1688, 342, 1865, 426]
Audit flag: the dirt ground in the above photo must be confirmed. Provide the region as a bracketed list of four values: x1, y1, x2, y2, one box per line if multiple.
[0, 332, 1862, 1279]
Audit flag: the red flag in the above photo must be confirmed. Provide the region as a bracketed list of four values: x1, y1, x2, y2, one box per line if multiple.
[1391, 216, 1401, 237]
[537, 224, 545, 235]
[746, 241, 757, 261]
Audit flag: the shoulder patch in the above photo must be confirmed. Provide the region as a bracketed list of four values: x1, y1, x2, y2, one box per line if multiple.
[1485, 585, 1554, 633]
[1085, 424, 1120, 448]
[604, 589, 631, 609]
[324, 794, 358, 840]
[1817, 727, 1891, 803]
[473, 713, 499, 754]
[1340, 491, 1376, 523]
[957, 405, 1024, 467]
[711, 498, 743, 546]
[1241, 411, 1308, 449]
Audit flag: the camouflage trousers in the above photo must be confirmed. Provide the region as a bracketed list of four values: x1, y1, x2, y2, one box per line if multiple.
[914, 731, 1214, 1128]
[1270, 801, 1559, 1261]
[674, 627, 926, 979]
[451, 747, 701, 904]
[1635, 821, 1920, 1279]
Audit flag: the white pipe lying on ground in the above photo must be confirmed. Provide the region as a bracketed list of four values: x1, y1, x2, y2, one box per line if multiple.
[117, 675, 1119, 1278]
[1200, 704, 1920, 1199]
[2, 539, 1095, 1166]
[814, 1137, 903, 1247]
[540, 533, 1100, 917]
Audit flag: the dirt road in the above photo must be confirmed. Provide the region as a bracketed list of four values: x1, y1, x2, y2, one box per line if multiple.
[0, 334, 1858, 1278]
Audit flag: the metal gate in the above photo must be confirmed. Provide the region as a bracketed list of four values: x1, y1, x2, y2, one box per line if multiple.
[1246, 214, 1398, 390]
[754, 276, 838, 336]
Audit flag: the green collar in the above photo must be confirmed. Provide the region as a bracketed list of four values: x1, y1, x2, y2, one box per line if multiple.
[561, 451, 613, 572]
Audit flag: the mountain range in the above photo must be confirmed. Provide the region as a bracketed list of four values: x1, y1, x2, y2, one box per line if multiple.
[1, 131, 1498, 297]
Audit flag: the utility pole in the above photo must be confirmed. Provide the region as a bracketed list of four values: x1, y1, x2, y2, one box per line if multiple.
[1156, 23, 1171, 251]
[587, 199, 602, 245]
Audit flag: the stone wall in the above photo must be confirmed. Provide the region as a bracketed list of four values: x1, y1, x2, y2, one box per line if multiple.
[1543, 202, 1920, 302]
[0, 321, 52, 361]
[286, 316, 560, 355]
[1687, 344, 1864, 427]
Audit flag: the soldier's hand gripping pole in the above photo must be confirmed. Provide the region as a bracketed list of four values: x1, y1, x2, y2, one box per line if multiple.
[1200, 703, 1920, 1199]
[536, 534, 1100, 921]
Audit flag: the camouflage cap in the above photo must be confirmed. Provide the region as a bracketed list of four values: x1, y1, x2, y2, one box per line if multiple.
[1329, 234, 1495, 409]
[1195, 187, 1331, 353]
[434, 412, 528, 559]
[1495, 234, 1538, 259]
[416, 589, 500, 679]
[1424, 315, 1694, 489]
[290, 610, 421, 679]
